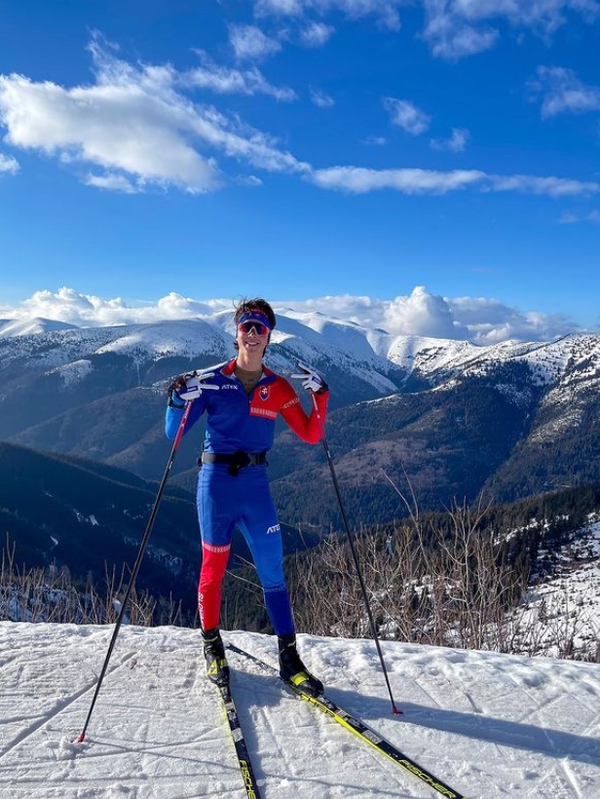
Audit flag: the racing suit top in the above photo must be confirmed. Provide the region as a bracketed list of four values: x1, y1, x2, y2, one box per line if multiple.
[165, 358, 328, 453]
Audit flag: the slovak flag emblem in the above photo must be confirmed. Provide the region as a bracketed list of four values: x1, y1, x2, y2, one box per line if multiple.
[260, 386, 270, 401]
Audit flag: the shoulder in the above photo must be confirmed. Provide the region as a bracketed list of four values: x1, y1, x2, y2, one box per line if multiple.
[200, 358, 232, 374]
[197, 359, 235, 384]
[263, 366, 294, 393]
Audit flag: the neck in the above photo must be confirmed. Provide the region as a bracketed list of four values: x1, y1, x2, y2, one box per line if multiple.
[236, 350, 263, 371]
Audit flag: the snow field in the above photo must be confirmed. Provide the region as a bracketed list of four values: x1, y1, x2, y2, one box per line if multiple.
[0, 623, 599, 798]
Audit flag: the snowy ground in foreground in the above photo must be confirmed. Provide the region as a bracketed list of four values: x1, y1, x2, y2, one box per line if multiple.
[0, 622, 599, 799]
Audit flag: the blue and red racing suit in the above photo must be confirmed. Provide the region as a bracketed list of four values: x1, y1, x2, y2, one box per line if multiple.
[165, 358, 329, 635]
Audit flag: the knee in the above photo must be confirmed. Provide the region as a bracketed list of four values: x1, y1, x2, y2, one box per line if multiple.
[199, 544, 230, 587]
[256, 560, 286, 592]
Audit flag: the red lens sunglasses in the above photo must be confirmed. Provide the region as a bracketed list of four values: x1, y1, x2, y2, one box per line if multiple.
[238, 320, 270, 335]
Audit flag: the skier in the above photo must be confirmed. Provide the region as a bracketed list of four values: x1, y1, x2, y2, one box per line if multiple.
[165, 298, 329, 697]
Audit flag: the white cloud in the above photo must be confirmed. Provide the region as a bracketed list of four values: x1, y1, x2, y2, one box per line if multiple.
[384, 97, 431, 135]
[363, 135, 387, 145]
[430, 126, 470, 151]
[310, 88, 335, 107]
[0, 34, 597, 203]
[559, 208, 600, 223]
[255, 0, 595, 54]
[254, 0, 403, 30]
[0, 35, 308, 193]
[84, 172, 139, 193]
[447, 294, 576, 343]
[0, 58, 219, 193]
[1, 286, 579, 343]
[311, 164, 600, 196]
[255, 0, 305, 15]
[529, 66, 600, 118]
[311, 166, 486, 193]
[383, 286, 464, 338]
[422, 0, 600, 60]
[0, 151, 19, 174]
[489, 173, 600, 197]
[185, 52, 296, 101]
[300, 21, 335, 46]
[229, 24, 282, 61]
[422, 2, 499, 59]
[281, 288, 578, 342]
[11, 287, 228, 327]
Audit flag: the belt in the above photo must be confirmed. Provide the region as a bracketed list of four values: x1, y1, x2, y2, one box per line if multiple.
[200, 450, 268, 476]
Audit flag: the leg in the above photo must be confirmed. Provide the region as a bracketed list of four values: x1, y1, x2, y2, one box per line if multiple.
[236, 471, 294, 635]
[198, 543, 230, 630]
[197, 465, 237, 685]
[238, 471, 323, 696]
[197, 464, 237, 629]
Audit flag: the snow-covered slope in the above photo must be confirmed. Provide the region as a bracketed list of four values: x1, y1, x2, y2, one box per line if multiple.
[0, 317, 78, 338]
[0, 622, 598, 798]
[511, 519, 600, 660]
[0, 310, 597, 397]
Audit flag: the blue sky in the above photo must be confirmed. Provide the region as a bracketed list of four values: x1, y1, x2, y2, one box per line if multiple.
[0, 0, 599, 342]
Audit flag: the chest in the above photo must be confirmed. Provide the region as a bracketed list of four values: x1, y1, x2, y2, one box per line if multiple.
[211, 379, 283, 421]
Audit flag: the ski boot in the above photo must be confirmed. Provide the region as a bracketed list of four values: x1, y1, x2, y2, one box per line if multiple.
[278, 633, 323, 697]
[202, 627, 230, 687]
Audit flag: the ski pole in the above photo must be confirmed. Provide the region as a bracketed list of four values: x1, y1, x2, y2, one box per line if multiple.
[310, 393, 401, 715]
[76, 401, 193, 742]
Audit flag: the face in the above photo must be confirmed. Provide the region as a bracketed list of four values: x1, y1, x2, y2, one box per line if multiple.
[235, 311, 271, 359]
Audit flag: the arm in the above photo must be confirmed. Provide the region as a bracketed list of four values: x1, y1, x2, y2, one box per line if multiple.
[279, 379, 329, 444]
[164, 371, 218, 439]
[165, 397, 205, 439]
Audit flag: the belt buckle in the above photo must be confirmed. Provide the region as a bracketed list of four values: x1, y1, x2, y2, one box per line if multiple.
[228, 450, 251, 476]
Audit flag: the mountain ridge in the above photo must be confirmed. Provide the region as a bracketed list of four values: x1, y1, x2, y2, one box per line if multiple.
[1, 314, 599, 526]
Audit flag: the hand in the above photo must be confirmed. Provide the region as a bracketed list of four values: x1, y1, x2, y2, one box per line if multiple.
[291, 362, 328, 394]
[168, 371, 219, 406]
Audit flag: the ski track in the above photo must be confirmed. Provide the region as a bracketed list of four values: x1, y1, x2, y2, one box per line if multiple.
[0, 631, 247, 798]
[229, 647, 417, 798]
[560, 758, 583, 799]
[0, 652, 136, 761]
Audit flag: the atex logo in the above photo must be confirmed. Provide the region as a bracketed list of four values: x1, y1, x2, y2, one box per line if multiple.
[266, 523, 281, 534]
[221, 384, 238, 390]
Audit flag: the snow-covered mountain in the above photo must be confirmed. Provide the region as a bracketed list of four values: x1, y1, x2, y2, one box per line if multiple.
[1, 621, 598, 798]
[0, 316, 78, 338]
[0, 309, 596, 394]
[1, 311, 600, 520]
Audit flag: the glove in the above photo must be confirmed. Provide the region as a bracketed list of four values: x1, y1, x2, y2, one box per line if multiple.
[168, 374, 188, 408]
[291, 362, 328, 394]
[167, 371, 218, 407]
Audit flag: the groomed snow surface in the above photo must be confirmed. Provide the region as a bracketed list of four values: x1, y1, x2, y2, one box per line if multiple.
[1, 623, 599, 798]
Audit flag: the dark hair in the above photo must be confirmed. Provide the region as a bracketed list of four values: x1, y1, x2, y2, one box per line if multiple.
[233, 298, 276, 329]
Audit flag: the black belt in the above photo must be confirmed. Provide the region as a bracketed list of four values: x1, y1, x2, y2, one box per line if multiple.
[200, 450, 268, 476]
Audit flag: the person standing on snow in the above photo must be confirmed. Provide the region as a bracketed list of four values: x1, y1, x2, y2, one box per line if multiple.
[165, 298, 329, 697]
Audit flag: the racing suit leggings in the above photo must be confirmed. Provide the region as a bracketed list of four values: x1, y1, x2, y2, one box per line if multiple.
[196, 462, 295, 635]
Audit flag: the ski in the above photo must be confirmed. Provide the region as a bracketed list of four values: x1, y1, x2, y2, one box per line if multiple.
[217, 682, 263, 799]
[227, 642, 467, 799]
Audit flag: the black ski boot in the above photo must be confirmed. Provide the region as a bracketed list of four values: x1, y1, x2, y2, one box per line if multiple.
[278, 633, 323, 697]
[202, 627, 230, 687]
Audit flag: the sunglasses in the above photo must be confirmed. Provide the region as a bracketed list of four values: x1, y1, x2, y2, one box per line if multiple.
[238, 320, 270, 335]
